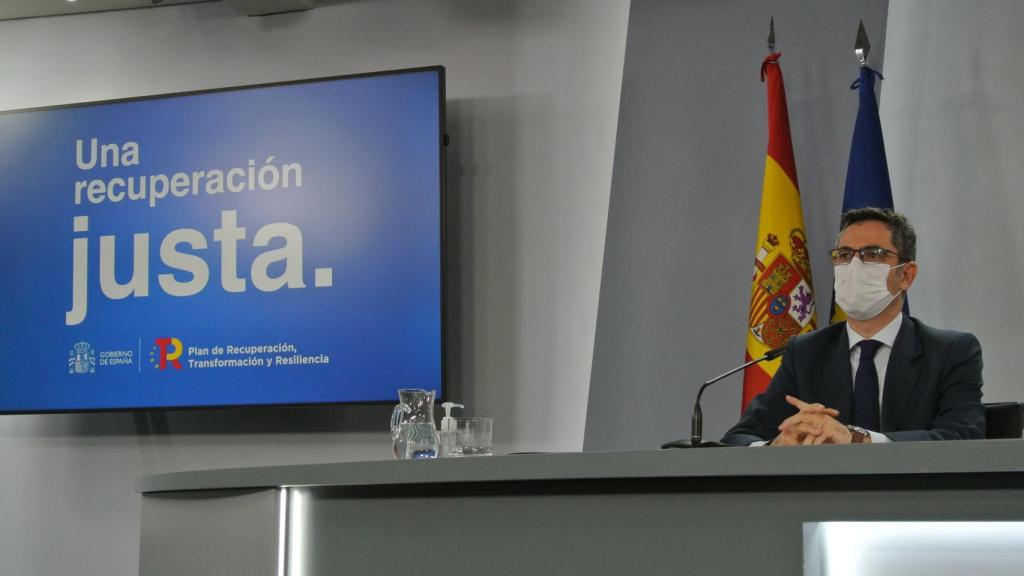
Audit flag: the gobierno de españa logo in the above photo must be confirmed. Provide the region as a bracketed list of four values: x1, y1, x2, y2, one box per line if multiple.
[150, 337, 183, 370]
[68, 341, 96, 374]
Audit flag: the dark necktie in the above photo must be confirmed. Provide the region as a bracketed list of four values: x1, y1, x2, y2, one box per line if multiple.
[851, 340, 884, 431]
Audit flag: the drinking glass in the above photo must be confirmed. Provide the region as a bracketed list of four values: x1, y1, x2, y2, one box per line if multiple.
[453, 417, 493, 457]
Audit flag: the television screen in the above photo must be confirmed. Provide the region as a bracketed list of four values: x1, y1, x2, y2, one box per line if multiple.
[0, 67, 445, 412]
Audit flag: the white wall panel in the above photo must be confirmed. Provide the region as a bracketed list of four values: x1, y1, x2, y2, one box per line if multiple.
[881, 0, 1024, 404]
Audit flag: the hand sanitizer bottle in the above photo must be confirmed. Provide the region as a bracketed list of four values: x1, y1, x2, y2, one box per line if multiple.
[440, 402, 464, 458]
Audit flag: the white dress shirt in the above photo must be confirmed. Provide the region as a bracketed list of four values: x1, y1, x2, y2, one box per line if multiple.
[845, 313, 903, 443]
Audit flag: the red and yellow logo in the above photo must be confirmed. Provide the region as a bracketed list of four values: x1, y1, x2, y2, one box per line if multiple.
[152, 337, 184, 370]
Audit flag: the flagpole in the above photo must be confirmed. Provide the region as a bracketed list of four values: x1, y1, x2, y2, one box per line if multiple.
[855, 20, 871, 67]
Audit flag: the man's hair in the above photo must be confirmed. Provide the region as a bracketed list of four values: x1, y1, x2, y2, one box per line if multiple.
[837, 207, 917, 262]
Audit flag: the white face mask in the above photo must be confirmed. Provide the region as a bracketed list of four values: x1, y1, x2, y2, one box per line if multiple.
[834, 259, 906, 320]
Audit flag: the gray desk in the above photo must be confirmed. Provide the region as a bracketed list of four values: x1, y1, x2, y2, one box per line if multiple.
[137, 440, 1024, 576]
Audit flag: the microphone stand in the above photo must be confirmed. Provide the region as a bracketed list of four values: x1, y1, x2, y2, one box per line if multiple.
[661, 345, 787, 449]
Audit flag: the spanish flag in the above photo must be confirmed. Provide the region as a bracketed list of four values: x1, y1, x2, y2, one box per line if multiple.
[742, 53, 817, 411]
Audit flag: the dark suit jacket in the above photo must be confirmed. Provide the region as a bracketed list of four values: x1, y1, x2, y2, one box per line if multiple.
[721, 316, 985, 445]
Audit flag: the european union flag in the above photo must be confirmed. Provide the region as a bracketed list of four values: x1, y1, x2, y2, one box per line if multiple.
[842, 66, 894, 211]
[832, 65, 906, 322]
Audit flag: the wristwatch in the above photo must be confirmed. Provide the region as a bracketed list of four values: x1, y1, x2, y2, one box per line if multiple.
[846, 425, 871, 444]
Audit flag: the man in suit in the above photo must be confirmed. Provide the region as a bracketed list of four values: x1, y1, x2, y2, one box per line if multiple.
[722, 207, 985, 446]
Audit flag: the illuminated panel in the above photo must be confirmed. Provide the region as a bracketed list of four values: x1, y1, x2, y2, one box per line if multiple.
[807, 522, 1024, 576]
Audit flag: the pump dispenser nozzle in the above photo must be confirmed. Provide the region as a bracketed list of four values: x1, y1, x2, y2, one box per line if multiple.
[441, 402, 464, 431]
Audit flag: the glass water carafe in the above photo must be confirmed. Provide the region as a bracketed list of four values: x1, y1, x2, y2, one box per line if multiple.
[390, 389, 439, 459]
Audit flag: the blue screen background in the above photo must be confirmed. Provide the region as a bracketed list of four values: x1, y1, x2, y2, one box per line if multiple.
[0, 69, 443, 411]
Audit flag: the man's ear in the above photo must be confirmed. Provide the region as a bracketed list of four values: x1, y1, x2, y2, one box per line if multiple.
[899, 261, 918, 291]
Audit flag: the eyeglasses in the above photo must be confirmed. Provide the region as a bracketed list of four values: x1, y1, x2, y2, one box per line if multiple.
[830, 246, 901, 265]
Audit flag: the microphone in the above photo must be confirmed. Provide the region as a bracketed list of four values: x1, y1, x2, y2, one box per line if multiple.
[661, 343, 788, 449]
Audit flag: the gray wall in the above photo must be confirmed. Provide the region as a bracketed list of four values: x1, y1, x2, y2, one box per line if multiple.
[0, 1, 629, 574]
[880, 0, 1024, 405]
[585, 0, 890, 450]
